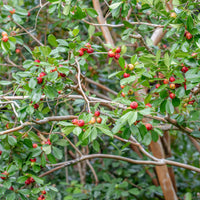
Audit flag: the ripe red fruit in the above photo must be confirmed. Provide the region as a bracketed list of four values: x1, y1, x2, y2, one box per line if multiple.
[15, 48, 20, 54]
[145, 123, 153, 131]
[41, 190, 46, 194]
[169, 76, 175, 82]
[29, 177, 35, 183]
[87, 48, 94, 53]
[120, 85, 125, 89]
[130, 101, 138, 109]
[72, 119, 78, 125]
[155, 84, 160, 89]
[78, 120, 85, 127]
[169, 93, 175, 99]
[184, 84, 187, 90]
[0, 151, 2, 155]
[25, 179, 31, 185]
[30, 158, 36, 162]
[9, 9, 15, 14]
[108, 50, 115, 58]
[169, 84, 176, 89]
[145, 103, 152, 108]
[2, 36, 9, 42]
[96, 117, 102, 124]
[163, 44, 167, 48]
[79, 49, 84, 56]
[163, 79, 169, 84]
[27, 12, 31, 17]
[185, 32, 192, 40]
[181, 66, 188, 73]
[39, 72, 47, 78]
[94, 111, 100, 117]
[34, 59, 40, 64]
[191, 52, 197, 57]
[60, 73, 66, 77]
[33, 143, 38, 148]
[37, 77, 43, 84]
[9, 186, 14, 191]
[34, 104, 39, 109]
[1, 171, 9, 180]
[123, 73, 130, 78]
[45, 138, 51, 145]
[114, 53, 120, 60]
[115, 47, 121, 53]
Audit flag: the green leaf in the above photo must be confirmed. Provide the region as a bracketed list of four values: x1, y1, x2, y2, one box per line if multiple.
[120, 76, 136, 85]
[164, 52, 170, 68]
[151, 130, 159, 142]
[48, 34, 58, 47]
[97, 126, 113, 138]
[8, 136, 17, 146]
[53, 146, 63, 159]
[119, 57, 125, 68]
[108, 71, 122, 79]
[88, 25, 95, 38]
[166, 100, 174, 114]
[90, 127, 97, 141]
[142, 132, 152, 145]
[13, 14, 23, 24]
[42, 145, 51, 154]
[55, 139, 68, 146]
[92, 140, 100, 152]
[86, 8, 98, 18]
[18, 189, 30, 195]
[175, 87, 185, 98]
[46, 154, 57, 164]
[131, 55, 137, 64]
[184, 192, 192, 200]
[186, 15, 193, 32]
[73, 29, 79, 36]
[82, 127, 91, 140]
[190, 131, 200, 138]
[63, 5, 71, 16]
[17, 176, 28, 184]
[39, 46, 51, 57]
[31, 148, 42, 157]
[62, 126, 75, 135]
[155, 50, 161, 65]
[50, 134, 59, 142]
[109, 2, 123, 9]
[0, 81, 12, 85]
[31, 175, 44, 184]
[44, 85, 58, 99]
[73, 127, 82, 136]
[128, 111, 138, 126]
[28, 78, 37, 89]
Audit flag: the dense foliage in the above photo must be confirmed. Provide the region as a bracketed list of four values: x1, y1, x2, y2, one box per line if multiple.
[0, 0, 200, 199]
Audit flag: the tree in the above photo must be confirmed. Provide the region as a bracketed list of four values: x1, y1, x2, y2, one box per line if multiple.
[0, 0, 199, 199]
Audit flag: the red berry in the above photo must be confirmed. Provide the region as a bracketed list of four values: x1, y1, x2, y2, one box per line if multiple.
[80, 47, 87, 52]
[115, 47, 121, 53]
[96, 117, 102, 124]
[169, 93, 175, 99]
[145, 123, 153, 131]
[114, 53, 120, 60]
[45, 138, 51, 145]
[163, 79, 169, 84]
[163, 44, 167, 48]
[87, 48, 94, 53]
[0, 151, 2, 155]
[2, 31, 8, 37]
[79, 49, 84, 56]
[29, 177, 35, 183]
[34, 104, 39, 109]
[39, 72, 47, 78]
[2, 36, 9, 42]
[123, 73, 130, 78]
[121, 85, 125, 89]
[184, 84, 187, 90]
[94, 111, 100, 117]
[60, 73, 66, 77]
[181, 66, 188, 73]
[9, 9, 15, 14]
[89, 117, 96, 124]
[37, 77, 43, 84]
[9, 186, 14, 191]
[30, 158, 36, 162]
[15, 48, 20, 54]
[77, 120, 85, 127]
[130, 101, 138, 109]
[145, 103, 152, 108]
[191, 52, 197, 57]
[41, 190, 46, 194]
[185, 32, 192, 40]
[1, 171, 8, 180]
[108, 50, 115, 58]
[25, 179, 31, 185]
[72, 119, 78, 125]
[27, 12, 31, 17]
[121, 92, 125, 97]
[35, 60, 41, 66]
[58, 91, 61, 94]
[155, 84, 160, 89]
[169, 76, 175, 82]
[33, 143, 38, 148]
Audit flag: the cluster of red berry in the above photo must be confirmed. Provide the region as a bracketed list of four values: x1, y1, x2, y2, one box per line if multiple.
[108, 47, 121, 60]
[79, 43, 94, 56]
[37, 191, 46, 200]
[25, 177, 35, 185]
